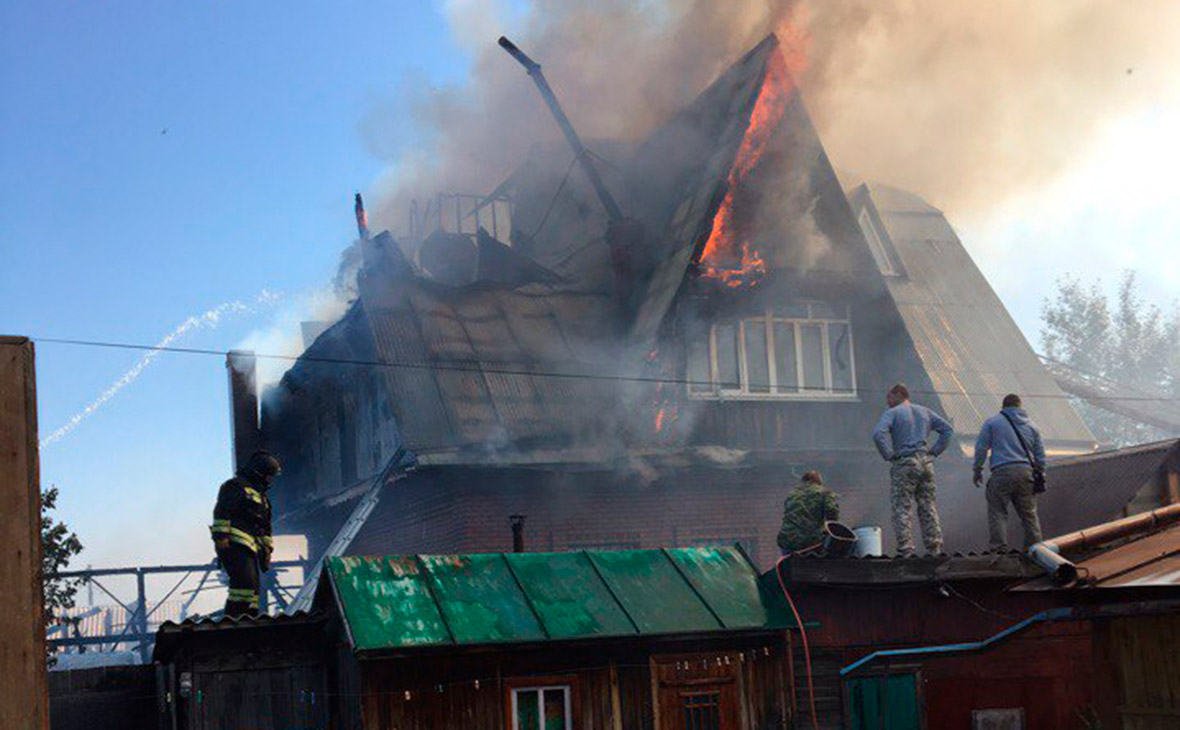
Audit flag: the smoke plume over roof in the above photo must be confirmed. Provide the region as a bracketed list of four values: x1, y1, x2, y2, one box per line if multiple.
[362, 0, 1180, 237]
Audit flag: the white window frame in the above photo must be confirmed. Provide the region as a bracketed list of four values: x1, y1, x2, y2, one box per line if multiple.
[510, 685, 573, 730]
[858, 209, 896, 276]
[689, 303, 858, 401]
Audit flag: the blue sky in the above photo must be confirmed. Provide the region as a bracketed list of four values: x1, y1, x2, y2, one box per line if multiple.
[0, 2, 467, 570]
[3, 1, 1178, 586]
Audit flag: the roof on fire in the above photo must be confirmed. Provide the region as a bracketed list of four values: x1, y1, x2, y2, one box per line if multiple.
[320, 546, 795, 654]
[846, 182, 1095, 451]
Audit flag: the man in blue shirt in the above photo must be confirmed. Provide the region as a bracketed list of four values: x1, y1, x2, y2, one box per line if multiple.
[871, 383, 954, 556]
[973, 393, 1046, 551]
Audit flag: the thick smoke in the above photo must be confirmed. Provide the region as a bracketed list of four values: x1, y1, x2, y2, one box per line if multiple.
[364, 0, 1180, 235]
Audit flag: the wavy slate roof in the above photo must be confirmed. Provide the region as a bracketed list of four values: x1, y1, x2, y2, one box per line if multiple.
[321, 547, 794, 653]
[1039, 439, 1180, 538]
[846, 183, 1095, 451]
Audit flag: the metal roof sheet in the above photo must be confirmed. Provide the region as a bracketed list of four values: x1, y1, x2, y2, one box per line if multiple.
[853, 182, 1095, 449]
[1040, 440, 1179, 539]
[324, 547, 794, 653]
[1015, 523, 1180, 591]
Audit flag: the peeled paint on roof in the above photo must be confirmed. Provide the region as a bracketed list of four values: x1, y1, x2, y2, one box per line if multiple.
[324, 547, 794, 653]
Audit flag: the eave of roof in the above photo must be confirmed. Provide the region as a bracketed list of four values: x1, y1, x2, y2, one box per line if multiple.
[781, 551, 1042, 586]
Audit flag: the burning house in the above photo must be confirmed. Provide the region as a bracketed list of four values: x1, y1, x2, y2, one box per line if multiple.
[237, 34, 1102, 570]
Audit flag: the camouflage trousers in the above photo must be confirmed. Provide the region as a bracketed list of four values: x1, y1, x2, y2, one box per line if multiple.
[986, 464, 1043, 550]
[890, 454, 943, 556]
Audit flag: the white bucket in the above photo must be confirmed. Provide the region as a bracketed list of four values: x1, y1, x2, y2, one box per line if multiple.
[853, 525, 883, 557]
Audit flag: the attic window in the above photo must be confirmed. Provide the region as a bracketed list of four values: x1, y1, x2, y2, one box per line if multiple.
[858, 209, 896, 276]
[688, 303, 856, 400]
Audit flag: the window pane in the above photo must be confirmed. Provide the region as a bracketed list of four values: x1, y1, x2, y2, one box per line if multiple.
[858, 209, 895, 275]
[800, 324, 826, 394]
[810, 302, 845, 319]
[516, 689, 539, 730]
[781, 302, 809, 318]
[543, 689, 567, 730]
[688, 335, 711, 394]
[743, 319, 770, 393]
[829, 323, 854, 393]
[715, 324, 739, 391]
[773, 323, 798, 393]
[683, 692, 721, 730]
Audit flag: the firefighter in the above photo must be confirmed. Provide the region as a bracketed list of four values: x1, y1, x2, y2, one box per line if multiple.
[210, 450, 280, 617]
[777, 471, 840, 555]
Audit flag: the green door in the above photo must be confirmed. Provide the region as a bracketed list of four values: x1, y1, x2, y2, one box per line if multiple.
[847, 673, 920, 730]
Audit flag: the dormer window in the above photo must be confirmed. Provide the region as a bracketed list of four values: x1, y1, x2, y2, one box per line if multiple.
[858, 209, 897, 276]
[688, 303, 856, 400]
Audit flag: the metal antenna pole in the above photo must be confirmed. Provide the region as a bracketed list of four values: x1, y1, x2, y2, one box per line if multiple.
[498, 36, 624, 223]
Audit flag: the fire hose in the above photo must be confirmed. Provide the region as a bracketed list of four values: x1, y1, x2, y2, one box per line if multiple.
[774, 554, 820, 730]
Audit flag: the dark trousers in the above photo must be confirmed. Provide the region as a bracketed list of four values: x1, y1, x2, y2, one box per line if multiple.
[219, 544, 259, 617]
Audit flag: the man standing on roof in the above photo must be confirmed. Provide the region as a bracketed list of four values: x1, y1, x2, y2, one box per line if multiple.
[872, 383, 954, 556]
[974, 394, 1046, 551]
[777, 471, 840, 555]
[210, 450, 281, 617]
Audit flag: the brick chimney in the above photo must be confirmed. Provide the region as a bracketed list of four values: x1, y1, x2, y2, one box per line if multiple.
[226, 350, 260, 471]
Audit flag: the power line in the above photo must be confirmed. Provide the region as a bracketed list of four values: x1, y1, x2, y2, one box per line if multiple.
[30, 335, 1180, 403]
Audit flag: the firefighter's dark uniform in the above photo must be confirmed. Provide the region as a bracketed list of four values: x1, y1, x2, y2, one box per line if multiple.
[210, 475, 273, 617]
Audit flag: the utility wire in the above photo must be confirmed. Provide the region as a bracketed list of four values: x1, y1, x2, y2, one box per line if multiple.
[30, 336, 1180, 403]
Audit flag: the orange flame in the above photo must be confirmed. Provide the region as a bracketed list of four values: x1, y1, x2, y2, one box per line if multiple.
[698, 47, 796, 288]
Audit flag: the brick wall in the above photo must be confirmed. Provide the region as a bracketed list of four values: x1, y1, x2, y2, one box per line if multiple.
[348, 462, 884, 568]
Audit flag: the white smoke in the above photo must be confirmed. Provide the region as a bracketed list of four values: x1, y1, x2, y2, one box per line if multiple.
[40, 291, 282, 448]
[234, 287, 350, 388]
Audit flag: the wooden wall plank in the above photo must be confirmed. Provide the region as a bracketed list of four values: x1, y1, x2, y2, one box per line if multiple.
[0, 337, 48, 730]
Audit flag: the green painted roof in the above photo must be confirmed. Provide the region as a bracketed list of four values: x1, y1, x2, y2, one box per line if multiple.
[324, 547, 795, 653]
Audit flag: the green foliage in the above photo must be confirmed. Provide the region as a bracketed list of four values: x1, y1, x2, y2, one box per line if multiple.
[41, 486, 83, 632]
[1041, 272, 1179, 446]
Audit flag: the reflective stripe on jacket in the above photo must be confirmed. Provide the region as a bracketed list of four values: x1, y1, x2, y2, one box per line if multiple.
[210, 476, 272, 555]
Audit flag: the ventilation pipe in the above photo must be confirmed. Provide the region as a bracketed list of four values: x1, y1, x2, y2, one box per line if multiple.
[510, 514, 526, 553]
[225, 350, 260, 472]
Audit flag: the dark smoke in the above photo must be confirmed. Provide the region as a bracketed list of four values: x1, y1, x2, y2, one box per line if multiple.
[357, 0, 1179, 248]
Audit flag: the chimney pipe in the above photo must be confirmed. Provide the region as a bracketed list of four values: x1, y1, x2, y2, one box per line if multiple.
[226, 350, 260, 472]
[355, 192, 370, 241]
[510, 514, 526, 553]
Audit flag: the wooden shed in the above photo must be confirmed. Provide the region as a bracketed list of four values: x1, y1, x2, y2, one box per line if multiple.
[156, 546, 799, 730]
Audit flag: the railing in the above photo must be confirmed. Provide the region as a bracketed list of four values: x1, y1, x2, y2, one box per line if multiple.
[47, 559, 309, 664]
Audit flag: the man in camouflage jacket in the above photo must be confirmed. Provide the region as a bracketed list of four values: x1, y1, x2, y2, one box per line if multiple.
[777, 471, 840, 555]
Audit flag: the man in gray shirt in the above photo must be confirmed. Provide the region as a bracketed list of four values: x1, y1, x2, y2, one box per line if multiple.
[872, 383, 954, 556]
[973, 393, 1046, 551]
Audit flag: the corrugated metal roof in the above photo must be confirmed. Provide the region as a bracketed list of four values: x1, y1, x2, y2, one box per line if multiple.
[361, 282, 621, 455]
[153, 611, 326, 662]
[1039, 439, 1179, 538]
[850, 182, 1095, 450]
[323, 547, 794, 653]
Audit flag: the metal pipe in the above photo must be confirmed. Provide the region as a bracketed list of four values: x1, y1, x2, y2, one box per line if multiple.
[1048, 502, 1180, 553]
[510, 514, 526, 553]
[355, 193, 370, 240]
[1028, 502, 1180, 584]
[498, 36, 624, 223]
